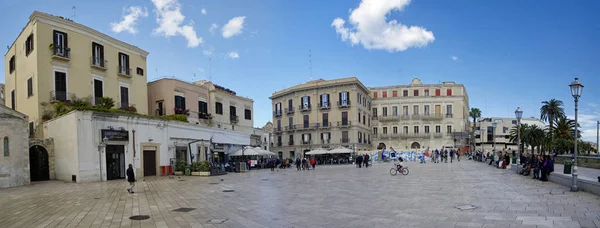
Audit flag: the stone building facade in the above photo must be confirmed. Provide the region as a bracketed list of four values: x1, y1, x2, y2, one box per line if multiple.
[0, 104, 30, 188]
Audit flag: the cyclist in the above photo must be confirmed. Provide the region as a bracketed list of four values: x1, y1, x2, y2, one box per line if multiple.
[396, 156, 405, 170]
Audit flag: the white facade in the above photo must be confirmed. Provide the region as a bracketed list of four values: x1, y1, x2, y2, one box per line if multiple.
[44, 110, 250, 183]
[475, 117, 546, 153]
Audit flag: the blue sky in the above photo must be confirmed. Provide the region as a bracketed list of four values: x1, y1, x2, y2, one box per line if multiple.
[1, 0, 599, 142]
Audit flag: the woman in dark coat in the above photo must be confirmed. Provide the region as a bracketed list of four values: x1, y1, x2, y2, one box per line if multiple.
[126, 164, 136, 193]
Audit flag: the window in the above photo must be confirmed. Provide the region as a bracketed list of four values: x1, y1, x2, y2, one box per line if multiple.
[9, 56, 15, 73]
[363, 115, 366, 125]
[216, 102, 223, 114]
[447, 89, 452, 96]
[136, 67, 144, 76]
[447, 125, 452, 133]
[512, 120, 517, 125]
[53, 30, 68, 57]
[362, 97, 366, 106]
[414, 90, 419, 96]
[373, 91, 378, 98]
[403, 126, 409, 134]
[372, 108, 378, 117]
[277, 135, 282, 144]
[436, 126, 441, 133]
[357, 93, 361, 104]
[382, 91, 387, 98]
[120, 86, 129, 109]
[413, 105, 419, 115]
[302, 133, 312, 144]
[435, 89, 441, 96]
[339, 92, 349, 105]
[289, 135, 294, 145]
[29, 122, 34, 137]
[424, 126, 430, 133]
[320, 94, 329, 107]
[94, 79, 103, 105]
[288, 99, 293, 109]
[54, 71, 67, 101]
[118, 52, 130, 75]
[27, 77, 33, 97]
[174, 95, 186, 112]
[424, 89, 429, 96]
[424, 105, 430, 116]
[358, 112, 361, 122]
[303, 115, 309, 128]
[92, 42, 104, 67]
[414, 126, 419, 134]
[157, 101, 164, 116]
[25, 34, 34, 56]
[403, 90, 408, 97]
[342, 131, 349, 142]
[244, 109, 251, 120]
[503, 127, 508, 134]
[322, 113, 328, 126]
[341, 111, 348, 125]
[382, 107, 388, 116]
[383, 127, 388, 134]
[358, 132, 362, 142]
[11, 90, 15, 110]
[199, 101, 208, 114]
[392, 91, 398, 97]
[373, 127, 378, 135]
[393, 126, 398, 134]
[275, 102, 281, 114]
[301, 96, 311, 109]
[230, 106, 237, 117]
[277, 120, 281, 131]
[3, 137, 8, 157]
[446, 105, 453, 115]
[402, 106, 408, 115]
[288, 117, 293, 128]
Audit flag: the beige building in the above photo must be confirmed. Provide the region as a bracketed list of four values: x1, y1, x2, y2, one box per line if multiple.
[371, 78, 470, 151]
[270, 77, 373, 159]
[0, 83, 4, 106]
[0, 104, 30, 188]
[147, 78, 255, 135]
[4, 11, 149, 137]
[475, 117, 545, 153]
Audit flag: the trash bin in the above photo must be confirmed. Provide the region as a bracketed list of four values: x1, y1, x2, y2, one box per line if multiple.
[563, 161, 572, 174]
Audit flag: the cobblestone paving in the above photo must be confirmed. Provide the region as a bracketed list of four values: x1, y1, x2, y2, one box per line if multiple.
[1, 161, 599, 228]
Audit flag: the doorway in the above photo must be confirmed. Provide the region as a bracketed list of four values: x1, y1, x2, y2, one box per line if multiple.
[411, 142, 421, 149]
[106, 145, 125, 180]
[29, 146, 50, 181]
[143, 150, 156, 176]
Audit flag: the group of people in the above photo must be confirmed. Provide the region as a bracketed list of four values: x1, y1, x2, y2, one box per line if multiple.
[355, 154, 370, 168]
[294, 157, 316, 171]
[519, 155, 554, 181]
[430, 149, 461, 163]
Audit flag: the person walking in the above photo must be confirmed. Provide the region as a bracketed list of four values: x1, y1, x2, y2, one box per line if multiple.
[450, 150, 455, 163]
[295, 157, 301, 171]
[364, 154, 370, 168]
[310, 157, 316, 170]
[356, 155, 363, 168]
[126, 164, 136, 194]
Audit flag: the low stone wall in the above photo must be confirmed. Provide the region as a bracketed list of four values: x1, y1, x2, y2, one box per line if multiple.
[555, 155, 600, 169]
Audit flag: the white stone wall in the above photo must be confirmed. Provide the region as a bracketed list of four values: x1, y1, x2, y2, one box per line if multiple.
[0, 117, 30, 188]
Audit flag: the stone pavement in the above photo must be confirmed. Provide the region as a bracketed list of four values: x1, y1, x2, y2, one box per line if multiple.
[553, 164, 600, 182]
[1, 161, 600, 228]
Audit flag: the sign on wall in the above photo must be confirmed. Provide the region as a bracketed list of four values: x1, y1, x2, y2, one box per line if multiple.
[101, 129, 129, 141]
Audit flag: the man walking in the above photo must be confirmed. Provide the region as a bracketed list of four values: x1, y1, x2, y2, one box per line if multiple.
[126, 164, 135, 194]
[450, 150, 455, 163]
[364, 154, 370, 168]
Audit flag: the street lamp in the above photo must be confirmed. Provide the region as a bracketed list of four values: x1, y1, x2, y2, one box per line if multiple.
[596, 120, 599, 156]
[515, 107, 523, 174]
[569, 77, 583, 192]
[492, 121, 498, 155]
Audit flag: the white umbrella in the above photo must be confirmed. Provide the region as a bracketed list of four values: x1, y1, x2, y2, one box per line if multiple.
[328, 147, 353, 154]
[255, 147, 276, 156]
[230, 147, 260, 156]
[306, 148, 328, 155]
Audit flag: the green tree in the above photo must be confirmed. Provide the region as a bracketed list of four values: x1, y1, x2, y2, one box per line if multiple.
[469, 108, 482, 151]
[509, 124, 528, 154]
[540, 99, 565, 140]
[551, 116, 577, 140]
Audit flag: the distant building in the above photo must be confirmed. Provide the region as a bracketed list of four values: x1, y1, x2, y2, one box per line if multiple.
[475, 117, 545, 153]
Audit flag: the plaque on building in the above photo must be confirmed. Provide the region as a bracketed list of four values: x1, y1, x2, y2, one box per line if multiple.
[101, 129, 129, 141]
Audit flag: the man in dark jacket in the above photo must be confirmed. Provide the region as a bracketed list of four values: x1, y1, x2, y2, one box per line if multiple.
[127, 164, 135, 194]
[364, 154, 370, 168]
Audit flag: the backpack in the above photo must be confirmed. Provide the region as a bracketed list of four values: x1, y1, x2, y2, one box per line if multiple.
[399, 157, 404, 162]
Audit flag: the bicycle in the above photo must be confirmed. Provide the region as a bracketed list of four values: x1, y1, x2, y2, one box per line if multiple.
[390, 163, 409, 176]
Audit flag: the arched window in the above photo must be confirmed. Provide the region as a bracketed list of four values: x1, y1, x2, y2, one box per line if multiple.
[3, 137, 8, 157]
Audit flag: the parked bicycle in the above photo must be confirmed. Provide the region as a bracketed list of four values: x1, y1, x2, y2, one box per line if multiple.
[390, 163, 409, 176]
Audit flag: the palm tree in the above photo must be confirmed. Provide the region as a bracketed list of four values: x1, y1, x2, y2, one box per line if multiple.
[469, 108, 482, 151]
[526, 125, 545, 155]
[509, 124, 528, 154]
[540, 99, 565, 139]
[551, 116, 577, 140]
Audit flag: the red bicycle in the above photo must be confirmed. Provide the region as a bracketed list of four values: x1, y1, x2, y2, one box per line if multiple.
[390, 163, 409, 176]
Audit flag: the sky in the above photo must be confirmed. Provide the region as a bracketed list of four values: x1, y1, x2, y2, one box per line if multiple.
[1, 0, 599, 142]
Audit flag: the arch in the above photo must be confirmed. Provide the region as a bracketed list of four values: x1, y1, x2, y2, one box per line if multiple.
[410, 142, 421, 149]
[377, 142, 386, 150]
[30, 145, 50, 181]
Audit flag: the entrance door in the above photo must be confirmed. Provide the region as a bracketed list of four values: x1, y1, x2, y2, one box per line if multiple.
[29, 146, 50, 181]
[143, 150, 156, 176]
[106, 145, 125, 180]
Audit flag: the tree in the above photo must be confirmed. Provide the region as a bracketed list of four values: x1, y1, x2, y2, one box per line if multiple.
[469, 108, 482, 151]
[525, 125, 545, 155]
[540, 99, 565, 140]
[551, 116, 577, 140]
[509, 124, 528, 154]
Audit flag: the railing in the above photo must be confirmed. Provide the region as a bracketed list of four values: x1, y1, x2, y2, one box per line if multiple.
[446, 114, 454, 118]
[340, 138, 350, 143]
[276, 141, 282, 147]
[52, 46, 70, 59]
[312, 123, 320, 129]
[321, 139, 331, 144]
[401, 115, 410, 120]
[406, 133, 426, 138]
[412, 115, 421, 120]
[90, 57, 106, 69]
[285, 125, 296, 132]
[299, 104, 311, 112]
[50, 91, 74, 101]
[118, 66, 131, 77]
[273, 110, 282, 117]
[379, 115, 400, 121]
[288, 140, 294, 146]
[319, 102, 330, 110]
[433, 113, 443, 119]
[285, 107, 295, 115]
[274, 127, 283, 134]
[295, 124, 311, 131]
[337, 100, 351, 108]
[230, 115, 239, 123]
[302, 140, 311, 145]
[320, 122, 331, 128]
[337, 121, 351, 127]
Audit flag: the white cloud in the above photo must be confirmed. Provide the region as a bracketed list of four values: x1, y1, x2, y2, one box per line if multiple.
[201, 8, 207, 15]
[567, 105, 600, 142]
[111, 6, 148, 34]
[198, 68, 205, 73]
[203, 46, 214, 56]
[227, 51, 240, 59]
[209, 23, 218, 35]
[331, 0, 435, 52]
[451, 56, 458, 61]
[151, 0, 203, 48]
[222, 16, 246, 38]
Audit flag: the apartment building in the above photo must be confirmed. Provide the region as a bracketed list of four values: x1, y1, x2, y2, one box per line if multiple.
[147, 78, 211, 124]
[371, 78, 470, 151]
[193, 80, 254, 134]
[270, 77, 372, 159]
[4, 11, 148, 137]
[475, 117, 545, 153]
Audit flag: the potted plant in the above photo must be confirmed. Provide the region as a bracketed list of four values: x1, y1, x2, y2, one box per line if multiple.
[198, 161, 211, 176]
[174, 160, 186, 176]
[190, 162, 201, 176]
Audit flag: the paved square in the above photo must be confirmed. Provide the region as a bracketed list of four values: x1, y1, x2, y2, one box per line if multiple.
[1, 161, 599, 228]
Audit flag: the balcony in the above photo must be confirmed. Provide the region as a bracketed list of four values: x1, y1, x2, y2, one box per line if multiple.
[230, 115, 239, 123]
[50, 91, 74, 102]
[296, 124, 311, 131]
[299, 104, 311, 112]
[422, 114, 432, 120]
[285, 125, 296, 132]
[276, 141, 282, 147]
[320, 122, 331, 129]
[340, 138, 350, 143]
[380, 133, 390, 139]
[302, 140, 312, 145]
[319, 102, 331, 110]
[321, 139, 331, 144]
[433, 113, 443, 119]
[378, 115, 399, 122]
[412, 115, 421, 120]
[391, 133, 401, 139]
[118, 66, 131, 77]
[198, 112, 212, 120]
[312, 123, 321, 129]
[52, 46, 70, 60]
[285, 107, 295, 115]
[337, 100, 351, 108]
[273, 110, 282, 117]
[446, 114, 454, 118]
[288, 140, 294, 146]
[407, 133, 427, 138]
[434, 132, 443, 138]
[174, 108, 189, 115]
[90, 57, 107, 70]
[274, 127, 283, 134]
[401, 115, 410, 120]
[337, 121, 351, 128]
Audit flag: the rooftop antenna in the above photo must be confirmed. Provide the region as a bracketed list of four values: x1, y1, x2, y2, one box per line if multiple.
[72, 6, 76, 20]
[309, 49, 313, 81]
[193, 73, 196, 82]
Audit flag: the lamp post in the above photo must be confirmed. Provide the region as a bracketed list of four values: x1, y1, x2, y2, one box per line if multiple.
[596, 121, 599, 156]
[515, 107, 523, 174]
[480, 128, 485, 161]
[569, 77, 583, 192]
[492, 121, 498, 155]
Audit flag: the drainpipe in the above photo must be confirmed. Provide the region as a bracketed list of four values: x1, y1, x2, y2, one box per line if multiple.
[132, 129, 136, 172]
